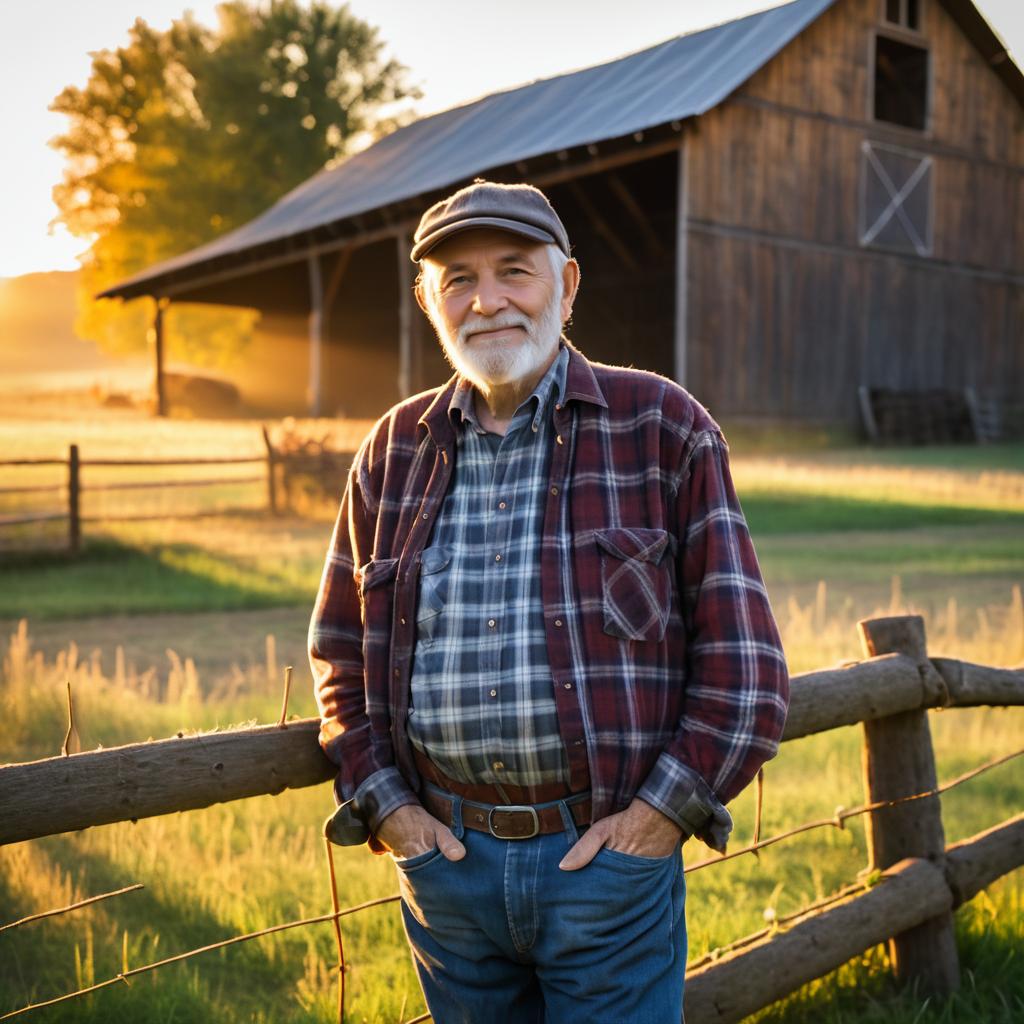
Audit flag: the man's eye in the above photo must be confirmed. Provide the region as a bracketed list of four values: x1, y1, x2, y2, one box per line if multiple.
[445, 275, 470, 288]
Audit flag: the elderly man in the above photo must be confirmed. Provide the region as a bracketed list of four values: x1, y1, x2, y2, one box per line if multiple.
[310, 180, 788, 1023]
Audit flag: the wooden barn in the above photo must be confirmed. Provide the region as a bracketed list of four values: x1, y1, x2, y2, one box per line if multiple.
[102, 0, 1023, 433]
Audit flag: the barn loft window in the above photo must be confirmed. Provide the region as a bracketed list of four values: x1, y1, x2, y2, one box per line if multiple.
[884, 0, 921, 32]
[874, 35, 929, 130]
[860, 141, 933, 256]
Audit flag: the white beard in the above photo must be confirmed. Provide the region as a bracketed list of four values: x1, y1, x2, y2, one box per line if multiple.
[431, 280, 564, 391]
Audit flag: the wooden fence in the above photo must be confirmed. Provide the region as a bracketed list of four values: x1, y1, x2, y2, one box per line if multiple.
[0, 433, 354, 552]
[1, 615, 1021, 1022]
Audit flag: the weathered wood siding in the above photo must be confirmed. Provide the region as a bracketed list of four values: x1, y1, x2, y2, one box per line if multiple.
[685, 0, 1023, 424]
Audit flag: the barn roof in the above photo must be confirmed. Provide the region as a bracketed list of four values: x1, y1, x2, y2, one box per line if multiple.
[102, 0, 1022, 300]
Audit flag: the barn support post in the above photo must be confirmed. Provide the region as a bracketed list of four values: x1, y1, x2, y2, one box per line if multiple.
[307, 253, 324, 417]
[397, 232, 415, 399]
[673, 134, 689, 390]
[857, 615, 961, 995]
[150, 297, 168, 417]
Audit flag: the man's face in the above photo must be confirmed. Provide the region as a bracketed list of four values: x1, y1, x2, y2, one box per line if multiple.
[417, 229, 576, 391]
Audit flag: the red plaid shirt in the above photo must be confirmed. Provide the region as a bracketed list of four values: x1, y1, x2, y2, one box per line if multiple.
[310, 341, 789, 852]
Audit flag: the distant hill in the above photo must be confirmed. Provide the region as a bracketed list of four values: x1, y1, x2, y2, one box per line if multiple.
[0, 270, 117, 373]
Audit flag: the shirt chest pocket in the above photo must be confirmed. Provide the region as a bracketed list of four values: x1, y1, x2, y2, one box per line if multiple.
[416, 545, 453, 645]
[594, 527, 675, 643]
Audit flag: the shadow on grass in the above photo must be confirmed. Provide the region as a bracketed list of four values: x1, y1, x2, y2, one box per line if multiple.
[0, 838, 326, 1023]
[742, 493, 1024, 536]
[0, 537, 313, 620]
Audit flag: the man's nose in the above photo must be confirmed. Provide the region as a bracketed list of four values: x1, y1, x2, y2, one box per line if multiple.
[471, 277, 508, 317]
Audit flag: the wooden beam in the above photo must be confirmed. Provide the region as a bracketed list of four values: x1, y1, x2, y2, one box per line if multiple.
[607, 172, 667, 257]
[2, 658, 1017, 848]
[524, 133, 684, 192]
[307, 253, 324, 417]
[156, 220, 416, 302]
[565, 180, 640, 272]
[944, 812, 1024, 909]
[783, 654, 921, 740]
[684, 857, 952, 1024]
[674, 136, 690, 388]
[0, 720, 334, 847]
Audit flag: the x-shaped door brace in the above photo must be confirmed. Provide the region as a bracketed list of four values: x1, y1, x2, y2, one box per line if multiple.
[862, 143, 932, 256]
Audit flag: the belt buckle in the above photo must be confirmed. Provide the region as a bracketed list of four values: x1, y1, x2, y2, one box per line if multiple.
[488, 804, 540, 840]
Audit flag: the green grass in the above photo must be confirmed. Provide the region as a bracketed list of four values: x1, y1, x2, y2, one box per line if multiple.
[742, 492, 1024, 535]
[1, 623, 1022, 1023]
[1, 442, 1021, 1020]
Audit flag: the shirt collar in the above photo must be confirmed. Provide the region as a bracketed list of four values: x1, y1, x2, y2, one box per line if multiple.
[449, 343, 569, 435]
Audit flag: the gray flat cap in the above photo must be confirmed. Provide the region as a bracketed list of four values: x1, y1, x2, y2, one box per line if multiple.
[411, 180, 570, 262]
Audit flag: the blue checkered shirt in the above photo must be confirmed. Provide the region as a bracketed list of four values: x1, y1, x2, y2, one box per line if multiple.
[407, 346, 570, 787]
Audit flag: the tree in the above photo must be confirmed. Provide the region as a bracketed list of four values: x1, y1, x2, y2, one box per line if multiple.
[50, 1, 419, 366]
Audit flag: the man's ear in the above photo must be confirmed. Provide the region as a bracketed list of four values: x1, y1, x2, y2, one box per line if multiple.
[560, 258, 581, 324]
[414, 279, 430, 315]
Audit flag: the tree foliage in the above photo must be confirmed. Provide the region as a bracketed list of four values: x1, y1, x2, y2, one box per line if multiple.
[51, 1, 419, 366]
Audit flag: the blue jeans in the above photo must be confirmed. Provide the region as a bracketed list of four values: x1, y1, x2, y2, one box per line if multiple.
[395, 794, 686, 1023]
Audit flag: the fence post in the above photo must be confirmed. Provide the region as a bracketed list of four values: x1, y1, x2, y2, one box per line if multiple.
[858, 614, 960, 995]
[262, 426, 278, 516]
[68, 444, 80, 555]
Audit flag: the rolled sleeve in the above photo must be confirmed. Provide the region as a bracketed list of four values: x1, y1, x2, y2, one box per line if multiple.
[636, 751, 733, 852]
[353, 767, 420, 833]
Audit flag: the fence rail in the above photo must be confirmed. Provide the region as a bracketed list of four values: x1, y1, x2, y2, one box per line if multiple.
[0, 436, 355, 552]
[1, 615, 1022, 1022]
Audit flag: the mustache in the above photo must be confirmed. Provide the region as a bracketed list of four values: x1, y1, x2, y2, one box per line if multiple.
[457, 312, 531, 343]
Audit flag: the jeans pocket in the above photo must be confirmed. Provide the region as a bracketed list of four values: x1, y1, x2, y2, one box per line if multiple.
[416, 545, 452, 645]
[393, 845, 444, 872]
[594, 528, 674, 642]
[595, 845, 678, 869]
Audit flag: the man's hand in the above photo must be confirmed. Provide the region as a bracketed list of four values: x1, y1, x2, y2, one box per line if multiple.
[375, 804, 467, 862]
[559, 798, 682, 870]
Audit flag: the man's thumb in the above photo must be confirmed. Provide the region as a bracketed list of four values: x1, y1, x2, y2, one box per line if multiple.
[436, 826, 467, 861]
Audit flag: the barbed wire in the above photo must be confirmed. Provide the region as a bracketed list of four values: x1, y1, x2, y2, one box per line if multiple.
[0, 895, 401, 1021]
[684, 745, 1023, 873]
[0, 885, 144, 935]
[2, 745, 1020, 1022]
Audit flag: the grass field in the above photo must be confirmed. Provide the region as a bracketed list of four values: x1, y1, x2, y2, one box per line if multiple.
[1, 410, 1022, 1021]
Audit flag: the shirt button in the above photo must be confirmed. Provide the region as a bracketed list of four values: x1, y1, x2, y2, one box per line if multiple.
[494, 553, 502, 562]
[550, 486, 559, 496]
[489, 689, 497, 697]
[487, 618, 496, 628]
[554, 619, 563, 627]
[492, 761, 504, 771]
[563, 682, 572, 690]
[498, 501, 506, 510]
[556, 435, 564, 445]
[400, 617, 406, 625]
[421, 512, 429, 520]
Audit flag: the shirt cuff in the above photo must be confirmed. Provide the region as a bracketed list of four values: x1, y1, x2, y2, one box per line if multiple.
[353, 766, 419, 833]
[636, 751, 734, 852]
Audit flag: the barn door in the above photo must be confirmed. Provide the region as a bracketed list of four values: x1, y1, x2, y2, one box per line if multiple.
[859, 140, 933, 256]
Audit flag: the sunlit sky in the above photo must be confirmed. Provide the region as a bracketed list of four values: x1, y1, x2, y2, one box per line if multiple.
[1, 0, 1021, 279]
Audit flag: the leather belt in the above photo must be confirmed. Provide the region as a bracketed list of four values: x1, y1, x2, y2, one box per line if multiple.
[414, 749, 592, 840]
[421, 783, 592, 840]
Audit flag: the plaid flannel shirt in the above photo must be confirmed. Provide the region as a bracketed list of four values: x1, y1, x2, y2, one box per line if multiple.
[310, 340, 789, 852]
[407, 345, 570, 786]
